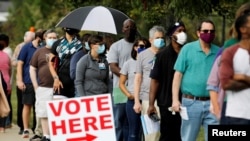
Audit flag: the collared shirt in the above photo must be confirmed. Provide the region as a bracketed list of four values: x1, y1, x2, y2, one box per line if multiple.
[18, 42, 37, 84]
[174, 40, 219, 97]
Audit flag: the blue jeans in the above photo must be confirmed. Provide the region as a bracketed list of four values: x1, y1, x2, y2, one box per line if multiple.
[126, 100, 142, 141]
[113, 103, 129, 141]
[181, 98, 218, 141]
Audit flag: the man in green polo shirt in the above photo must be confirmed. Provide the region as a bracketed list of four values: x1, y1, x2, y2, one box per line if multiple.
[172, 19, 219, 141]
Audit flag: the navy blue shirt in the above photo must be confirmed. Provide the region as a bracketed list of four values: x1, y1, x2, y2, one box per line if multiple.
[18, 42, 37, 84]
[70, 50, 86, 80]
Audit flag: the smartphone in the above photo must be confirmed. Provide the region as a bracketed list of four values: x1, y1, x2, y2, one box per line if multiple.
[149, 113, 160, 122]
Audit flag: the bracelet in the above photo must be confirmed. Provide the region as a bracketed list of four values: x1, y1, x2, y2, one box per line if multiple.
[53, 76, 59, 79]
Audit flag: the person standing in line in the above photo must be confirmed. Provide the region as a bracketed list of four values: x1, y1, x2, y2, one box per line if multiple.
[75, 35, 109, 96]
[12, 31, 35, 135]
[0, 34, 13, 128]
[119, 37, 150, 141]
[207, 2, 250, 123]
[0, 43, 11, 133]
[219, 13, 250, 125]
[30, 29, 58, 141]
[70, 33, 91, 81]
[171, 19, 219, 141]
[133, 25, 166, 141]
[147, 21, 187, 141]
[48, 27, 82, 100]
[16, 31, 44, 138]
[107, 19, 138, 141]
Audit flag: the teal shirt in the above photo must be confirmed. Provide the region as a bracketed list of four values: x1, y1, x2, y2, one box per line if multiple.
[174, 40, 219, 97]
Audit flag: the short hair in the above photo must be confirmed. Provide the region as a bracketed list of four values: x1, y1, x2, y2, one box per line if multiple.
[131, 37, 151, 60]
[35, 30, 45, 40]
[44, 29, 57, 37]
[149, 26, 166, 39]
[196, 19, 215, 31]
[235, 13, 250, 40]
[0, 33, 9, 46]
[88, 35, 107, 56]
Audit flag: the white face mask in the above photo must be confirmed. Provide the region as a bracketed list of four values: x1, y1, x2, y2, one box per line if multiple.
[175, 32, 187, 45]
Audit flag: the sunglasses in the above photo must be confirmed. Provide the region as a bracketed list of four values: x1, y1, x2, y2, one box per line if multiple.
[137, 44, 145, 48]
[200, 30, 215, 33]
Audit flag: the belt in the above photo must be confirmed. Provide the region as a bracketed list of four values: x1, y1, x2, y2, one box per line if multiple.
[183, 94, 210, 101]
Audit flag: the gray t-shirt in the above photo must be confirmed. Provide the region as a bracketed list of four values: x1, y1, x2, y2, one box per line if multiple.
[107, 39, 133, 103]
[120, 58, 136, 95]
[136, 48, 155, 100]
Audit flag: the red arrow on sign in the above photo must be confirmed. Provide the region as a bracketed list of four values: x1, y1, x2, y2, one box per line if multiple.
[66, 134, 97, 141]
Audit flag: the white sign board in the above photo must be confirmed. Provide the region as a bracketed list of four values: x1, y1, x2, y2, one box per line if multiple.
[47, 94, 116, 141]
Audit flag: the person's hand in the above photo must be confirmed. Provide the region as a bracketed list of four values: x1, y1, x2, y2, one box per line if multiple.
[233, 74, 246, 81]
[17, 80, 26, 92]
[210, 102, 221, 120]
[172, 100, 181, 112]
[147, 105, 156, 116]
[127, 94, 134, 100]
[133, 101, 141, 113]
[53, 79, 63, 94]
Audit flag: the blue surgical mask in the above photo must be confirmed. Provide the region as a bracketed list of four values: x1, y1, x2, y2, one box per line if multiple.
[137, 47, 146, 53]
[46, 39, 57, 48]
[153, 38, 165, 48]
[85, 42, 90, 50]
[97, 44, 105, 54]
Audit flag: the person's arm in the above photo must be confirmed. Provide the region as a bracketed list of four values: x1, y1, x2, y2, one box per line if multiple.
[75, 57, 87, 96]
[172, 71, 182, 112]
[11, 44, 21, 67]
[133, 73, 142, 113]
[29, 65, 38, 90]
[119, 74, 134, 100]
[147, 79, 159, 115]
[220, 48, 249, 91]
[209, 90, 220, 119]
[48, 53, 63, 94]
[109, 63, 120, 77]
[233, 74, 250, 85]
[16, 60, 25, 91]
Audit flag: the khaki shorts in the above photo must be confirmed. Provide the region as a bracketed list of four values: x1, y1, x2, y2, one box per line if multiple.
[35, 87, 53, 118]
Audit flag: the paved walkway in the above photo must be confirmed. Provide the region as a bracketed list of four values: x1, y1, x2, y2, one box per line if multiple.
[0, 124, 33, 141]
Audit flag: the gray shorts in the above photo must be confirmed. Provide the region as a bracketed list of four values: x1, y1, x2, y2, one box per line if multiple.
[22, 84, 35, 105]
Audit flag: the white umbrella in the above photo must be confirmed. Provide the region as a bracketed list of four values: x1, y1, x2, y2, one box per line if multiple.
[56, 6, 130, 34]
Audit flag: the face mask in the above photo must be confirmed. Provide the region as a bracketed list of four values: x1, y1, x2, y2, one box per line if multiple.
[39, 40, 46, 47]
[46, 39, 57, 48]
[175, 32, 187, 45]
[97, 44, 105, 54]
[200, 33, 215, 43]
[137, 47, 146, 53]
[85, 42, 90, 50]
[153, 38, 165, 49]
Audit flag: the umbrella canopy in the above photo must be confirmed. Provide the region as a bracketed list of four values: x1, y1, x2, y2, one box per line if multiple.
[56, 6, 130, 35]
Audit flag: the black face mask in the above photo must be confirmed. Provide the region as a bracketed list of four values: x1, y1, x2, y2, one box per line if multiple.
[65, 28, 79, 35]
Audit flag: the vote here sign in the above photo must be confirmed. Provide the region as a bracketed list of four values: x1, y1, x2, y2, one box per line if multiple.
[46, 94, 116, 141]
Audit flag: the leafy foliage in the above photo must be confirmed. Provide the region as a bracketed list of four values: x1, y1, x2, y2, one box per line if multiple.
[1, 0, 249, 47]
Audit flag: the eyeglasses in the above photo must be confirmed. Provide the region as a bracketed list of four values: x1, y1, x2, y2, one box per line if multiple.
[137, 44, 145, 48]
[200, 30, 215, 33]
